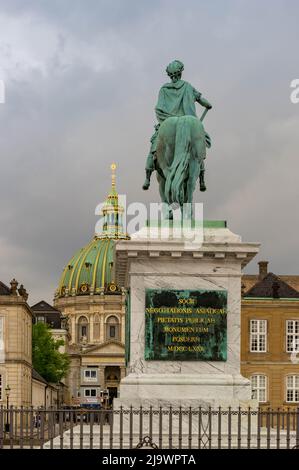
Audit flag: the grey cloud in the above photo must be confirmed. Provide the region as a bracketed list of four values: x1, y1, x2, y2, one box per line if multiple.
[0, 0, 299, 303]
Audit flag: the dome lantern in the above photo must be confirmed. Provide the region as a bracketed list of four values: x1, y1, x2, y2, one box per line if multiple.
[55, 163, 129, 299]
[96, 163, 128, 240]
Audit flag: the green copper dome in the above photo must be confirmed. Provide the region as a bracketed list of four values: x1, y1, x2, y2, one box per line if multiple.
[57, 237, 115, 298]
[56, 164, 129, 299]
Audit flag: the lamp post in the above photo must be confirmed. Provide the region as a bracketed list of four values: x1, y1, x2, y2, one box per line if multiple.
[5, 385, 11, 432]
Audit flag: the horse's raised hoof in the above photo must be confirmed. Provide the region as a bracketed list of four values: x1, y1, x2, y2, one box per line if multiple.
[200, 184, 207, 192]
[142, 180, 150, 190]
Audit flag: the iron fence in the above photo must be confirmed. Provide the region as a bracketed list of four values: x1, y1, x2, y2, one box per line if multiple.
[0, 406, 299, 449]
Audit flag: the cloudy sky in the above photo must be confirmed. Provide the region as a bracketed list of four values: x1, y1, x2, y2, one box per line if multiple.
[0, 0, 298, 304]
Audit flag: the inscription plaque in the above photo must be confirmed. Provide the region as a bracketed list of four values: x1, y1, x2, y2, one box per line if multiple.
[145, 289, 227, 361]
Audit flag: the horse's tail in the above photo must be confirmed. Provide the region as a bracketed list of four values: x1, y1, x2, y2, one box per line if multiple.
[165, 116, 192, 205]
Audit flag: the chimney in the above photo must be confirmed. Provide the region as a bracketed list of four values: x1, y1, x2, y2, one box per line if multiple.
[258, 261, 269, 280]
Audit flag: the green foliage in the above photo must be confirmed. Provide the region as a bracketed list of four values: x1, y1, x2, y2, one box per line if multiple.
[32, 322, 70, 383]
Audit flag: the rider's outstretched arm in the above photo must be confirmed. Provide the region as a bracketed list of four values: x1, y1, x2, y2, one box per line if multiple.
[198, 95, 212, 109]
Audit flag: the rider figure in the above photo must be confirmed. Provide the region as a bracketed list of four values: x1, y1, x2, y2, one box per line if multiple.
[142, 60, 212, 191]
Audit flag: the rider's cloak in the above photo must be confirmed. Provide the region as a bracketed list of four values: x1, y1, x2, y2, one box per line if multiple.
[155, 80, 201, 123]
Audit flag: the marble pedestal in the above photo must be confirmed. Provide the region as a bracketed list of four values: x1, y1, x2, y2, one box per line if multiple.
[115, 222, 260, 409]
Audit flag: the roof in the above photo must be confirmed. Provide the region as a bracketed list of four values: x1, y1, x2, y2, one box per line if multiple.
[31, 300, 62, 328]
[32, 369, 48, 385]
[244, 273, 299, 299]
[56, 237, 116, 298]
[31, 300, 61, 313]
[277, 275, 299, 291]
[0, 281, 10, 295]
[243, 273, 299, 293]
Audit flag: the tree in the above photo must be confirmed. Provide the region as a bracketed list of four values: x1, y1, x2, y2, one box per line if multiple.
[32, 322, 70, 383]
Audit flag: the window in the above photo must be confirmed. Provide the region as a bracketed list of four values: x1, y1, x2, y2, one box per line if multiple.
[81, 326, 87, 336]
[77, 316, 89, 342]
[0, 374, 2, 400]
[286, 320, 299, 353]
[106, 316, 120, 341]
[250, 320, 267, 352]
[286, 375, 299, 402]
[0, 317, 4, 364]
[251, 375, 267, 403]
[0, 317, 3, 347]
[84, 388, 97, 397]
[36, 316, 45, 323]
[94, 314, 100, 340]
[84, 370, 97, 381]
[110, 326, 115, 338]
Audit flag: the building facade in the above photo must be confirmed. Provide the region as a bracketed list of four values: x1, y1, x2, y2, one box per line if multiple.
[32, 369, 60, 408]
[54, 164, 128, 407]
[31, 300, 69, 405]
[242, 261, 299, 409]
[31, 300, 69, 354]
[0, 279, 32, 407]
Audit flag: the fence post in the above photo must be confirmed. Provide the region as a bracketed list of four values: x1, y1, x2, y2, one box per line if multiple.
[79, 410, 84, 450]
[40, 407, 45, 449]
[266, 407, 271, 449]
[169, 406, 172, 449]
[276, 408, 280, 450]
[59, 409, 64, 449]
[20, 406, 24, 449]
[119, 406, 123, 450]
[109, 408, 114, 449]
[208, 406, 212, 450]
[237, 406, 241, 449]
[69, 409, 74, 449]
[149, 405, 153, 444]
[198, 406, 202, 450]
[247, 407, 251, 449]
[99, 409, 104, 449]
[159, 407, 163, 449]
[228, 406, 232, 449]
[29, 406, 34, 449]
[139, 406, 143, 447]
[129, 406, 133, 449]
[188, 407, 192, 449]
[217, 406, 221, 449]
[178, 406, 182, 450]
[286, 407, 290, 449]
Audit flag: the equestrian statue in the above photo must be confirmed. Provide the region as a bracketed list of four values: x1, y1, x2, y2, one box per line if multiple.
[142, 60, 212, 219]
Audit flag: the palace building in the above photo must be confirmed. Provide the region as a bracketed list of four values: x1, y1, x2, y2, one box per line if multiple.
[31, 300, 69, 355]
[54, 164, 129, 407]
[0, 279, 32, 407]
[242, 262, 299, 409]
[0, 281, 68, 408]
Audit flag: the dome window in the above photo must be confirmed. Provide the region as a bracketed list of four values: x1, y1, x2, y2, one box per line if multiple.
[106, 315, 120, 341]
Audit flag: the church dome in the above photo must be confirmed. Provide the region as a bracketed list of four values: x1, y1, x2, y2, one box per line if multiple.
[55, 164, 129, 299]
[56, 237, 115, 298]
